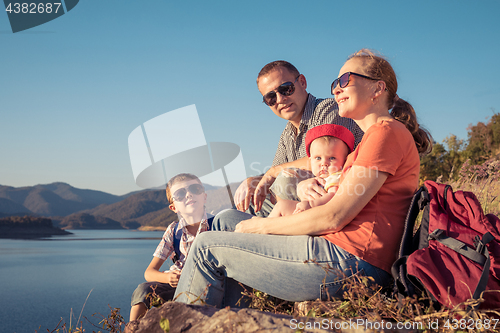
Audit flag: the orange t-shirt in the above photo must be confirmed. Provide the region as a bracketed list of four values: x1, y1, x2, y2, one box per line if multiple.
[321, 119, 420, 273]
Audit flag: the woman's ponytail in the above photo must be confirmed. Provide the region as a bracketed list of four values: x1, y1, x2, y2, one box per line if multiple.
[391, 97, 433, 156]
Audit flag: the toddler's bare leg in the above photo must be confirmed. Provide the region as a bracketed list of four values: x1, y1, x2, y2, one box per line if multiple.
[268, 199, 299, 217]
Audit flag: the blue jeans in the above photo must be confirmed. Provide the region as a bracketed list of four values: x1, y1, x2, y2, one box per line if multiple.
[174, 209, 391, 307]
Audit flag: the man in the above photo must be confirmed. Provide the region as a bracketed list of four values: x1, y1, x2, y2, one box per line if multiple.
[234, 60, 363, 216]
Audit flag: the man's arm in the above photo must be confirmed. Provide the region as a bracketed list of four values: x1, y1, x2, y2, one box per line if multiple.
[234, 131, 290, 213]
[253, 156, 309, 212]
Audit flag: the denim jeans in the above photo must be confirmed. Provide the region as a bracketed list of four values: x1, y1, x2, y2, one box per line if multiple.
[174, 209, 391, 307]
[245, 194, 274, 217]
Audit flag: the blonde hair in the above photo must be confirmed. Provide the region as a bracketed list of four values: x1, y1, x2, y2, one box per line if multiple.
[348, 49, 433, 155]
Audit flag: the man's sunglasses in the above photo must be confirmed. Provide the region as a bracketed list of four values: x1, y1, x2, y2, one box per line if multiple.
[331, 72, 379, 94]
[263, 75, 301, 106]
[173, 183, 205, 202]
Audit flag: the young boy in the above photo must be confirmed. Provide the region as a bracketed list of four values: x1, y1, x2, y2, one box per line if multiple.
[268, 124, 354, 217]
[129, 173, 212, 321]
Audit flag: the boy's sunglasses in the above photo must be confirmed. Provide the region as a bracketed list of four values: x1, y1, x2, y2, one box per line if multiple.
[173, 184, 205, 202]
[263, 75, 301, 106]
[331, 72, 379, 94]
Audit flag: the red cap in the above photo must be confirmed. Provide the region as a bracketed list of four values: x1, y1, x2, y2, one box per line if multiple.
[305, 124, 355, 157]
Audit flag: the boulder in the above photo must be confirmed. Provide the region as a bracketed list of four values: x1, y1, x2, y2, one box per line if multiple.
[125, 302, 416, 333]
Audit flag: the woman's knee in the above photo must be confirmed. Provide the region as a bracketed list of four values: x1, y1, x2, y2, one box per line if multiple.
[212, 209, 252, 231]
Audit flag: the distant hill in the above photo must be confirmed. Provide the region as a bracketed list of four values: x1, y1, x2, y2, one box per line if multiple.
[79, 190, 177, 229]
[59, 213, 125, 229]
[0, 197, 32, 215]
[37, 182, 124, 205]
[0, 182, 241, 230]
[205, 183, 239, 215]
[62, 183, 240, 229]
[0, 183, 123, 217]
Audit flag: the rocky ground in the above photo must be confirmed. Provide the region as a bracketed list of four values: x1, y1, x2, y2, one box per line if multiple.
[125, 302, 416, 333]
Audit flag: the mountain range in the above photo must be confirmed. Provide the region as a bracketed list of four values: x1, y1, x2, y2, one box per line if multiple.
[0, 182, 239, 230]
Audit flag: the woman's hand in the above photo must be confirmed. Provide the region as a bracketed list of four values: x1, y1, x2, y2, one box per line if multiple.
[297, 177, 326, 201]
[235, 217, 266, 234]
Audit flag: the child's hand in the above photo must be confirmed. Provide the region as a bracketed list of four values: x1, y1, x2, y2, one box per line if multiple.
[293, 201, 311, 214]
[167, 270, 182, 287]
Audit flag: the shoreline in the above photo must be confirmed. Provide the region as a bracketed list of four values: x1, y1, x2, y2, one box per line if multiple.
[0, 227, 73, 239]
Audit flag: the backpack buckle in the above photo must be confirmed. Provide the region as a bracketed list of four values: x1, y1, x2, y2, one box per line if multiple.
[474, 232, 494, 256]
[474, 235, 485, 255]
[429, 229, 444, 241]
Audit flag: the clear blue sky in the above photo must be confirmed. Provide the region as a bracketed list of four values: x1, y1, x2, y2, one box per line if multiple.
[1, 0, 499, 195]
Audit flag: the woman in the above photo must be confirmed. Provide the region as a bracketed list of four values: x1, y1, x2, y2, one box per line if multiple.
[173, 49, 432, 307]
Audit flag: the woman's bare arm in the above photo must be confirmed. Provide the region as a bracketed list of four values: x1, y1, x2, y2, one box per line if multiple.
[235, 165, 389, 235]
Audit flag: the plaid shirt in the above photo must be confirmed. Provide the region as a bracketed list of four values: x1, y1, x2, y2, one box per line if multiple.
[271, 94, 364, 167]
[153, 212, 211, 272]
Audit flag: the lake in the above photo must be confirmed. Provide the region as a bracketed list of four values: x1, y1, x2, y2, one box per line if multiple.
[0, 229, 170, 333]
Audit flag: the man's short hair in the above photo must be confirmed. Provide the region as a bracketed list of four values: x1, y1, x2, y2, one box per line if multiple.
[257, 60, 300, 83]
[165, 173, 202, 204]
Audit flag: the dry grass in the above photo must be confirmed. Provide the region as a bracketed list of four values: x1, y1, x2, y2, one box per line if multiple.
[243, 270, 500, 332]
[442, 157, 500, 216]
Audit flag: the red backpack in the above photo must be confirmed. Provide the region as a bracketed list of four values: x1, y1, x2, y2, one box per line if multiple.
[392, 180, 500, 309]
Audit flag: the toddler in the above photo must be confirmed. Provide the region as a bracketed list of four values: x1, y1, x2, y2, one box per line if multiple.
[268, 124, 354, 217]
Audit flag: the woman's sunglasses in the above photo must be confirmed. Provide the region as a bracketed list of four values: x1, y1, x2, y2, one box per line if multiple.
[331, 72, 379, 94]
[173, 183, 205, 202]
[263, 75, 301, 106]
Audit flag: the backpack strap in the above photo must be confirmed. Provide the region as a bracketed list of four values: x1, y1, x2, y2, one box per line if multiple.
[207, 216, 214, 230]
[172, 221, 181, 263]
[429, 229, 488, 265]
[172, 216, 214, 263]
[472, 232, 494, 301]
[429, 229, 494, 309]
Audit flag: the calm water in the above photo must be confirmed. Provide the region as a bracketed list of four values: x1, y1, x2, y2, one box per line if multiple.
[0, 230, 170, 333]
